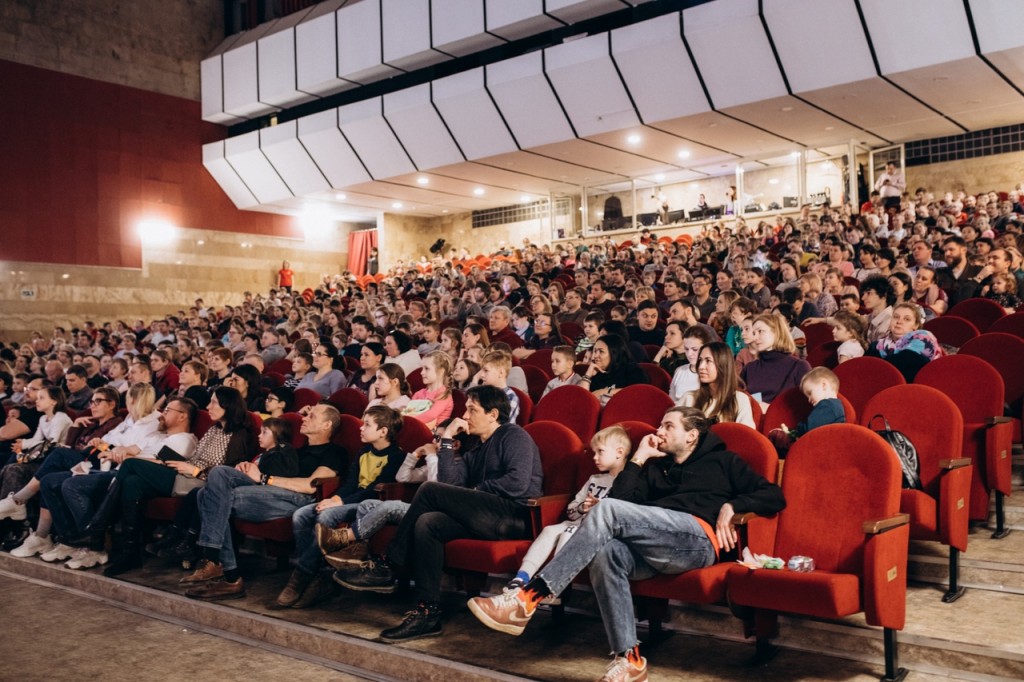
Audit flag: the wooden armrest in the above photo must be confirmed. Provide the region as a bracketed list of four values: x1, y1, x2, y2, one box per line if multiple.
[985, 416, 1012, 425]
[731, 512, 761, 526]
[939, 458, 972, 470]
[379, 481, 420, 501]
[862, 513, 909, 534]
[311, 476, 339, 489]
[526, 494, 572, 508]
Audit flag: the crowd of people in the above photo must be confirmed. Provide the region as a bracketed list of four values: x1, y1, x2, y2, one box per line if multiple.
[1, 182, 1023, 681]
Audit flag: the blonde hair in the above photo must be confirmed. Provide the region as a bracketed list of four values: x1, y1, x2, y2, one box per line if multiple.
[634, 286, 657, 304]
[590, 425, 632, 453]
[801, 366, 840, 393]
[752, 313, 797, 354]
[481, 348, 512, 375]
[423, 351, 453, 400]
[127, 382, 157, 420]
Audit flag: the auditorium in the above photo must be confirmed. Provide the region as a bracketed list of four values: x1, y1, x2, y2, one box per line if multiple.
[3, 1, 1024, 681]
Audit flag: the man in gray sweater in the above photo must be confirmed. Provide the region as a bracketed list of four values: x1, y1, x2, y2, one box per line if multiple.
[334, 384, 543, 643]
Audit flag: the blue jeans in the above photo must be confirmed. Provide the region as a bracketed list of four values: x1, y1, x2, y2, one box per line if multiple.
[291, 501, 360, 574]
[34, 447, 89, 481]
[536, 498, 716, 653]
[352, 499, 410, 541]
[196, 465, 315, 571]
[39, 470, 114, 538]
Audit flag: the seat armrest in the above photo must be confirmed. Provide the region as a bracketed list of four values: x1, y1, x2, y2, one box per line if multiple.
[526, 494, 572, 508]
[526, 494, 573, 536]
[731, 512, 762, 526]
[862, 513, 909, 535]
[985, 416, 1012, 425]
[312, 476, 340, 500]
[379, 482, 420, 502]
[939, 458, 972, 470]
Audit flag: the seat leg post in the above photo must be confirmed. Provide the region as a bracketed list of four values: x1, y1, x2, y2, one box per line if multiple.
[881, 628, 908, 682]
[992, 491, 1011, 539]
[942, 547, 966, 603]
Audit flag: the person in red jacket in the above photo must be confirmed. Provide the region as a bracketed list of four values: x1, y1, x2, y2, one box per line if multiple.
[278, 260, 294, 293]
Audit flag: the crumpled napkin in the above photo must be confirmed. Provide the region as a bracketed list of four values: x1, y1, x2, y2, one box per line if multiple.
[736, 546, 785, 570]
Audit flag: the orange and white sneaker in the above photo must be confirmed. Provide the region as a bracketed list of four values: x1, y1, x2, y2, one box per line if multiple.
[466, 586, 538, 636]
[598, 654, 648, 682]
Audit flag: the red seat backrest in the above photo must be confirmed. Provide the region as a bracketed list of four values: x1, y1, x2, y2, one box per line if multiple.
[914, 355, 1005, 424]
[292, 388, 322, 412]
[524, 421, 584, 496]
[709, 423, 779, 483]
[600, 384, 675, 429]
[407, 368, 425, 394]
[806, 341, 840, 368]
[833, 357, 905, 421]
[947, 298, 1007, 332]
[330, 414, 364, 470]
[760, 387, 856, 435]
[861, 385, 962, 497]
[775, 425, 901, 574]
[520, 365, 551, 404]
[267, 358, 292, 375]
[638, 363, 671, 393]
[532, 384, 601, 445]
[451, 389, 467, 421]
[510, 387, 533, 426]
[327, 388, 369, 418]
[800, 322, 834, 352]
[988, 312, 1024, 339]
[922, 315, 980, 348]
[192, 410, 213, 440]
[959, 332, 1024, 404]
[520, 349, 554, 373]
[277, 411, 308, 449]
[397, 416, 433, 454]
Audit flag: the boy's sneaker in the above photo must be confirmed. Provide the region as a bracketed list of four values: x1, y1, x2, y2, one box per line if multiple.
[40, 543, 76, 563]
[10, 532, 53, 558]
[323, 541, 369, 570]
[65, 548, 109, 570]
[599, 655, 648, 682]
[379, 602, 443, 642]
[332, 557, 396, 594]
[0, 494, 27, 521]
[466, 586, 536, 636]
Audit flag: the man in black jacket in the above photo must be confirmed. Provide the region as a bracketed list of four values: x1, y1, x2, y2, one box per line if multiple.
[334, 385, 543, 643]
[468, 406, 784, 681]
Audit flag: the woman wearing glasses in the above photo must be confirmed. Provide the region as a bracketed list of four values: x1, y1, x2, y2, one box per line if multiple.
[296, 343, 347, 397]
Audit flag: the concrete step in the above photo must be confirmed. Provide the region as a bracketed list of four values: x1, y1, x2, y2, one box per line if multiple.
[909, 532, 1024, 594]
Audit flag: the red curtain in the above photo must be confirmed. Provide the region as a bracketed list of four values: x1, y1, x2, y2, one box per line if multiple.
[347, 229, 378, 277]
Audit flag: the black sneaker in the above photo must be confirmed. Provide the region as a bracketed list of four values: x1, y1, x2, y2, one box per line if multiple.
[379, 602, 443, 642]
[332, 557, 397, 594]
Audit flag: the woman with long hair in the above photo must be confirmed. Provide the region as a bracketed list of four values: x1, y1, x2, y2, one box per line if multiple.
[740, 313, 811, 405]
[351, 342, 385, 395]
[682, 342, 757, 429]
[580, 334, 646, 405]
[367, 363, 411, 411]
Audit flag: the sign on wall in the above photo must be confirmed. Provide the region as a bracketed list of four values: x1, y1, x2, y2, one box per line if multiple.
[19, 286, 37, 300]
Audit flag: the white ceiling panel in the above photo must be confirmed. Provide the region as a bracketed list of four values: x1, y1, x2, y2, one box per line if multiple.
[887, 58, 1021, 124]
[225, 131, 293, 203]
[799, 78, 945, 134]
[487, 52, 575, 148]
[970, 0, 1024, 53]
[431, 0, 505, 56]
[223, 43, 275, 118]
[764, 0, 876, 92]
[532, 139, 670, 178]
[861, 0, 974, 74]
[296, 10, 357, 97]
[545, 0, 629, 24]
[433, 68, 518, 160]
[258, 27, 316, 108]
[683, 0, 787, 109]
[611, 13, 709, 124]
[201, 57, 244, 125]
[724, 95, 885, 148]
[481, 151, 627, 187]
[337, 0, 403, 84]
[382, 0, 451, 70]
[296, 109, 372, 188]
[545, 34, 640, 137]
[587, 126, 737, 167]
[485, 0, 562, 40]
[383, 83, 465, 170]
[338, 98, 417, 179]
[260, 121, 331, 197]
[430, 162, 557, 195]
[202, 141, 259, 209]
[651, 111, 792, 158]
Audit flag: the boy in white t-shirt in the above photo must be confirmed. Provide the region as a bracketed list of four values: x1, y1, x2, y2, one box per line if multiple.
[540, 346, 585, 399]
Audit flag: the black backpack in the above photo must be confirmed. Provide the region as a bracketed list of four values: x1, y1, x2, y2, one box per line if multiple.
[869, 415, 922, 490]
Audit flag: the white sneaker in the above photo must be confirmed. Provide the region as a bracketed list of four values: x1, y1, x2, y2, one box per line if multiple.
[10, 532, 53, 558]
[0, 494, 27, 521]
[40, 543, 76, 563]
[65, 548, 109, 570]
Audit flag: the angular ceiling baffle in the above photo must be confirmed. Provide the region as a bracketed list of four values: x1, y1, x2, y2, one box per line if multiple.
[484, 0, 563, 40]
[295, 0, 357, 99]
[432, 67, 520, 160]
[337, 97, 417, 180]
[430, 0, 506, 57]
[337, 0, 404, 84]
[201, 32, 248, 124]
[381, 0, 452, 71]
[202, 141, 260, 209]
[383, 83, 466, 171]
[486, 52, 575, 149]
[225, 131, 294, 204]
[545, 0, 631, 24]
[296, 108, 373, 189]
[221, 19, 281, 119]
[257, 9, 318, 110]
[970, 0, 1024, 85]
[260, 121, 331, 197]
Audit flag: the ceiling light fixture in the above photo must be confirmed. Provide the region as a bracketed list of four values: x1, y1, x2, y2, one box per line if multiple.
[678, 150, 691, 159]
[790, 151, 802, 158]
[392, 202, 403, 209]
[416, 177, 429, 185]
[627, 134, 641, 145]
[335, 193, 346, 201]
[473, 187, 485, 196]
[654, 174, 665, 181]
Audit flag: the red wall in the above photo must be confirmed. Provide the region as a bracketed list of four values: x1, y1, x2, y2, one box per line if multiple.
[0, 59, 298, 269]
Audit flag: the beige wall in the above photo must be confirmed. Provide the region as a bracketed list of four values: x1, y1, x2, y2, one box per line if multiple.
[907, 150, 1024, 196]
[0, 0, 223, 99]
[0, 223, 356, 343]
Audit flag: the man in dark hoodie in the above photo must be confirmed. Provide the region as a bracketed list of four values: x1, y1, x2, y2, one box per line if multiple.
[468, 406, 785, 681]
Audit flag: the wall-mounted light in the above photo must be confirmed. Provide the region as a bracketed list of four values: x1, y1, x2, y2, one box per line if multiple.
[136, 219, 178, 247]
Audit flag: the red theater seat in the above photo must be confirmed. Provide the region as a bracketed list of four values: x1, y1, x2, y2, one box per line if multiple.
[947, 298, 1006, 332]
[759, 387, 856, 438]
[638, 363, 671, 393]
[988, 311, 1024, 339]
[327, 388, 368, 418]
[833, 357, 905, 421]
[922, 315, 980, 348]
[600, 385, 674, 429]
[532, 385, 600, 445]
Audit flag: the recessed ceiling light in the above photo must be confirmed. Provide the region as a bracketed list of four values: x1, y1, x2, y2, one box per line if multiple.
[196, 240, 205, 246]
[768, 178, 780, 185]
[627, 134, 641, 145]
[416, 177, 429, 185]
[677, 150, 691, 159]
[392, 202, 403, 209]
[781, 106, 793, 112]
[790, 151, 802, 158]
[520, 195, 531, 203]
[654, 174, 665, 181]
[335, 193, 346, 201]
[442, 209, 448, 213]
[473, 187, 485, 196]
[707, 123, 718, 128]
[61, 273, 70, 279]
[824, 126, 835, 131]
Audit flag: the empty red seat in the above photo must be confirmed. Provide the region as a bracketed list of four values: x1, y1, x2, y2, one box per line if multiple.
[833, 357, 905, 421]
[327, 388, 368, 417]
[947, 298, 1006, 332]
[988, 311, 1024, 339]
[521, 365, 551, 404]
[292, 388, 321, 412]
[959, 332, 1024, 444]
[532, 385, 601, 445]
[800, 322, 834, 352]
[638, 363, 671, 393]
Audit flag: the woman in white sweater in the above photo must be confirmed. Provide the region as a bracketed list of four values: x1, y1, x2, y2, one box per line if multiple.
[681, 342, 757, 429]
